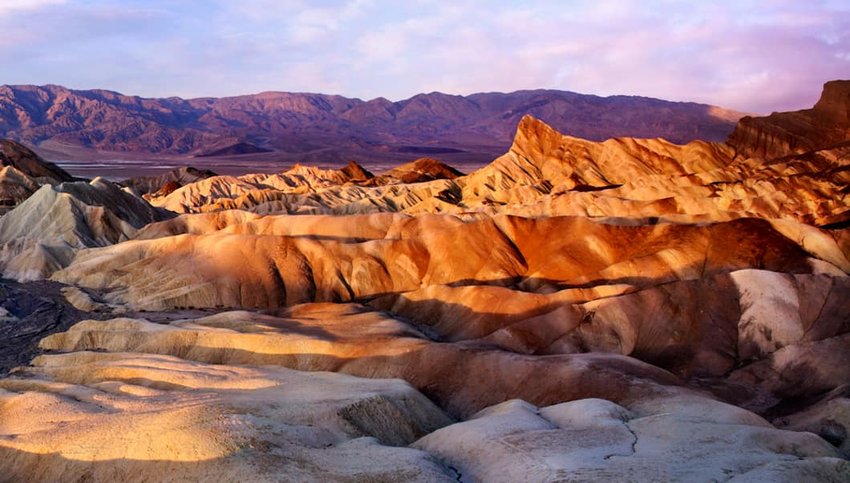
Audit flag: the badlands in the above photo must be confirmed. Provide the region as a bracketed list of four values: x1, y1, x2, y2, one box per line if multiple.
[0, 81, 848, 481]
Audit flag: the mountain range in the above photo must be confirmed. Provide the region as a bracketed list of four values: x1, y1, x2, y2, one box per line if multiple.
[0, 84, 743, 164]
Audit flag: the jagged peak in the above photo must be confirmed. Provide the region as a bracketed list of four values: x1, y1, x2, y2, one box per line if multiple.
[285, 161, 373, 182]
[727, 78, 850, 159]
[340, 160, 374, 181]
[391, 157, 462, 177]
[812, 79, 850, 125]
[515, 114, 558, 138]
[510, 115, 569, 157]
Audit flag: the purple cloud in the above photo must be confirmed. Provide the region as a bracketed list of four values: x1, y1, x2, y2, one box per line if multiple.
[0, 0, 847, 113]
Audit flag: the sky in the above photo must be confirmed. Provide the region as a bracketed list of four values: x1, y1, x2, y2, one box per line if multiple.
[0, 0, 848, 114]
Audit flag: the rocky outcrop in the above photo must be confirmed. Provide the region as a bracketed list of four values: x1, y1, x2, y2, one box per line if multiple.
[52, 215, 846, 310]
[0, 166, 39, 213]
[7, 305, 845, 481]
[458, 115, 735, 203]
[0, 350, 456, 482]
[773, 385, 850, 458]
[0, 138, 73, 182]
[371, 157, 464, 185]
[0, 178, 172, 280]
[0, 138, 75, 212]
[415, 397, 848, 482]
[339, 160, 375, 181]
[727, 80, 850, 159]
[35, 307, 685, 418]
[48, 210, 850, 414]
[146, 161, 456, 214]
[121, 166, 218, 196]
[0, 279, 98, 374]
[139, 109, 848, 226]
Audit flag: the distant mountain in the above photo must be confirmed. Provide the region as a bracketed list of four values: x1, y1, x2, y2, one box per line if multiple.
[0, 84, 743, 164]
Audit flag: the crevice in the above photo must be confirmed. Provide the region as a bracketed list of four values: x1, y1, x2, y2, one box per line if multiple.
[603, 421, 638, 460]
[801, 276, 835, 341]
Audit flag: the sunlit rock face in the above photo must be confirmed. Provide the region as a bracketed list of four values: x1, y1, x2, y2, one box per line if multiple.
[0, 351, 456, 482]
[0, 81, 848, 481]
[137, 106, 849, 226]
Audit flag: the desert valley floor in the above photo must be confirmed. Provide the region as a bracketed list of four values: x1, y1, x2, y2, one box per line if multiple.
[0, 82, 849, 482]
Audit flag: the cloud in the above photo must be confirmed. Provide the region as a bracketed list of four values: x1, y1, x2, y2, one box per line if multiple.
[0, 0, 65, 16]
[0, 0, 847, 112]
[342, 0, 850, 112]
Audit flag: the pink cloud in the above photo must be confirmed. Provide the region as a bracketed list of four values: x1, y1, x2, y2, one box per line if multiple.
[0, 0, 847, 112]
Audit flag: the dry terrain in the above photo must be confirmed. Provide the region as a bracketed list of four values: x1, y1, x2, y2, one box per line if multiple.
[0, 81, 848, 482]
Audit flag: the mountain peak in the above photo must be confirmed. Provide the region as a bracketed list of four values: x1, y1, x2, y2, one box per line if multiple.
[727, 78, 850, 159]
[511, 114, 571, 158]
[812, 80, 850, 125]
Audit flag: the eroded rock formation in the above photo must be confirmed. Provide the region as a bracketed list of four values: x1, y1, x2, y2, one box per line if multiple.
[0, 139, 73, 214]
[0, 81, 848, 482]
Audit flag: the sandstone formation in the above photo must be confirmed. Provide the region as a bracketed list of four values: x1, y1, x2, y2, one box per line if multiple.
[373, 157, 464, 185]
[36, 306, 685, 418]
[415, 397, 849, 481]
[0, 139, 74, 214]
[48, 212, 850, 417]
[8, 304, 846, 481]
[139, 111, 848, 227]
[51, 215, 847, 309]
[728, 80, 850, 160]
[0, 139, 73, 183]
[121, 166, 218, 197]
[0, 81, 847, 481]
[0, 351, 456, 482]
[0, 178, 172, 280]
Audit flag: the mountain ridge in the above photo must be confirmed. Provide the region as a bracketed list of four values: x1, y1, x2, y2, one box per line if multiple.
[0, 84, 744, 164]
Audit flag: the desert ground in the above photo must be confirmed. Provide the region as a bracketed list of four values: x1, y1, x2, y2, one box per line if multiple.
[0, 81, 848, 482]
